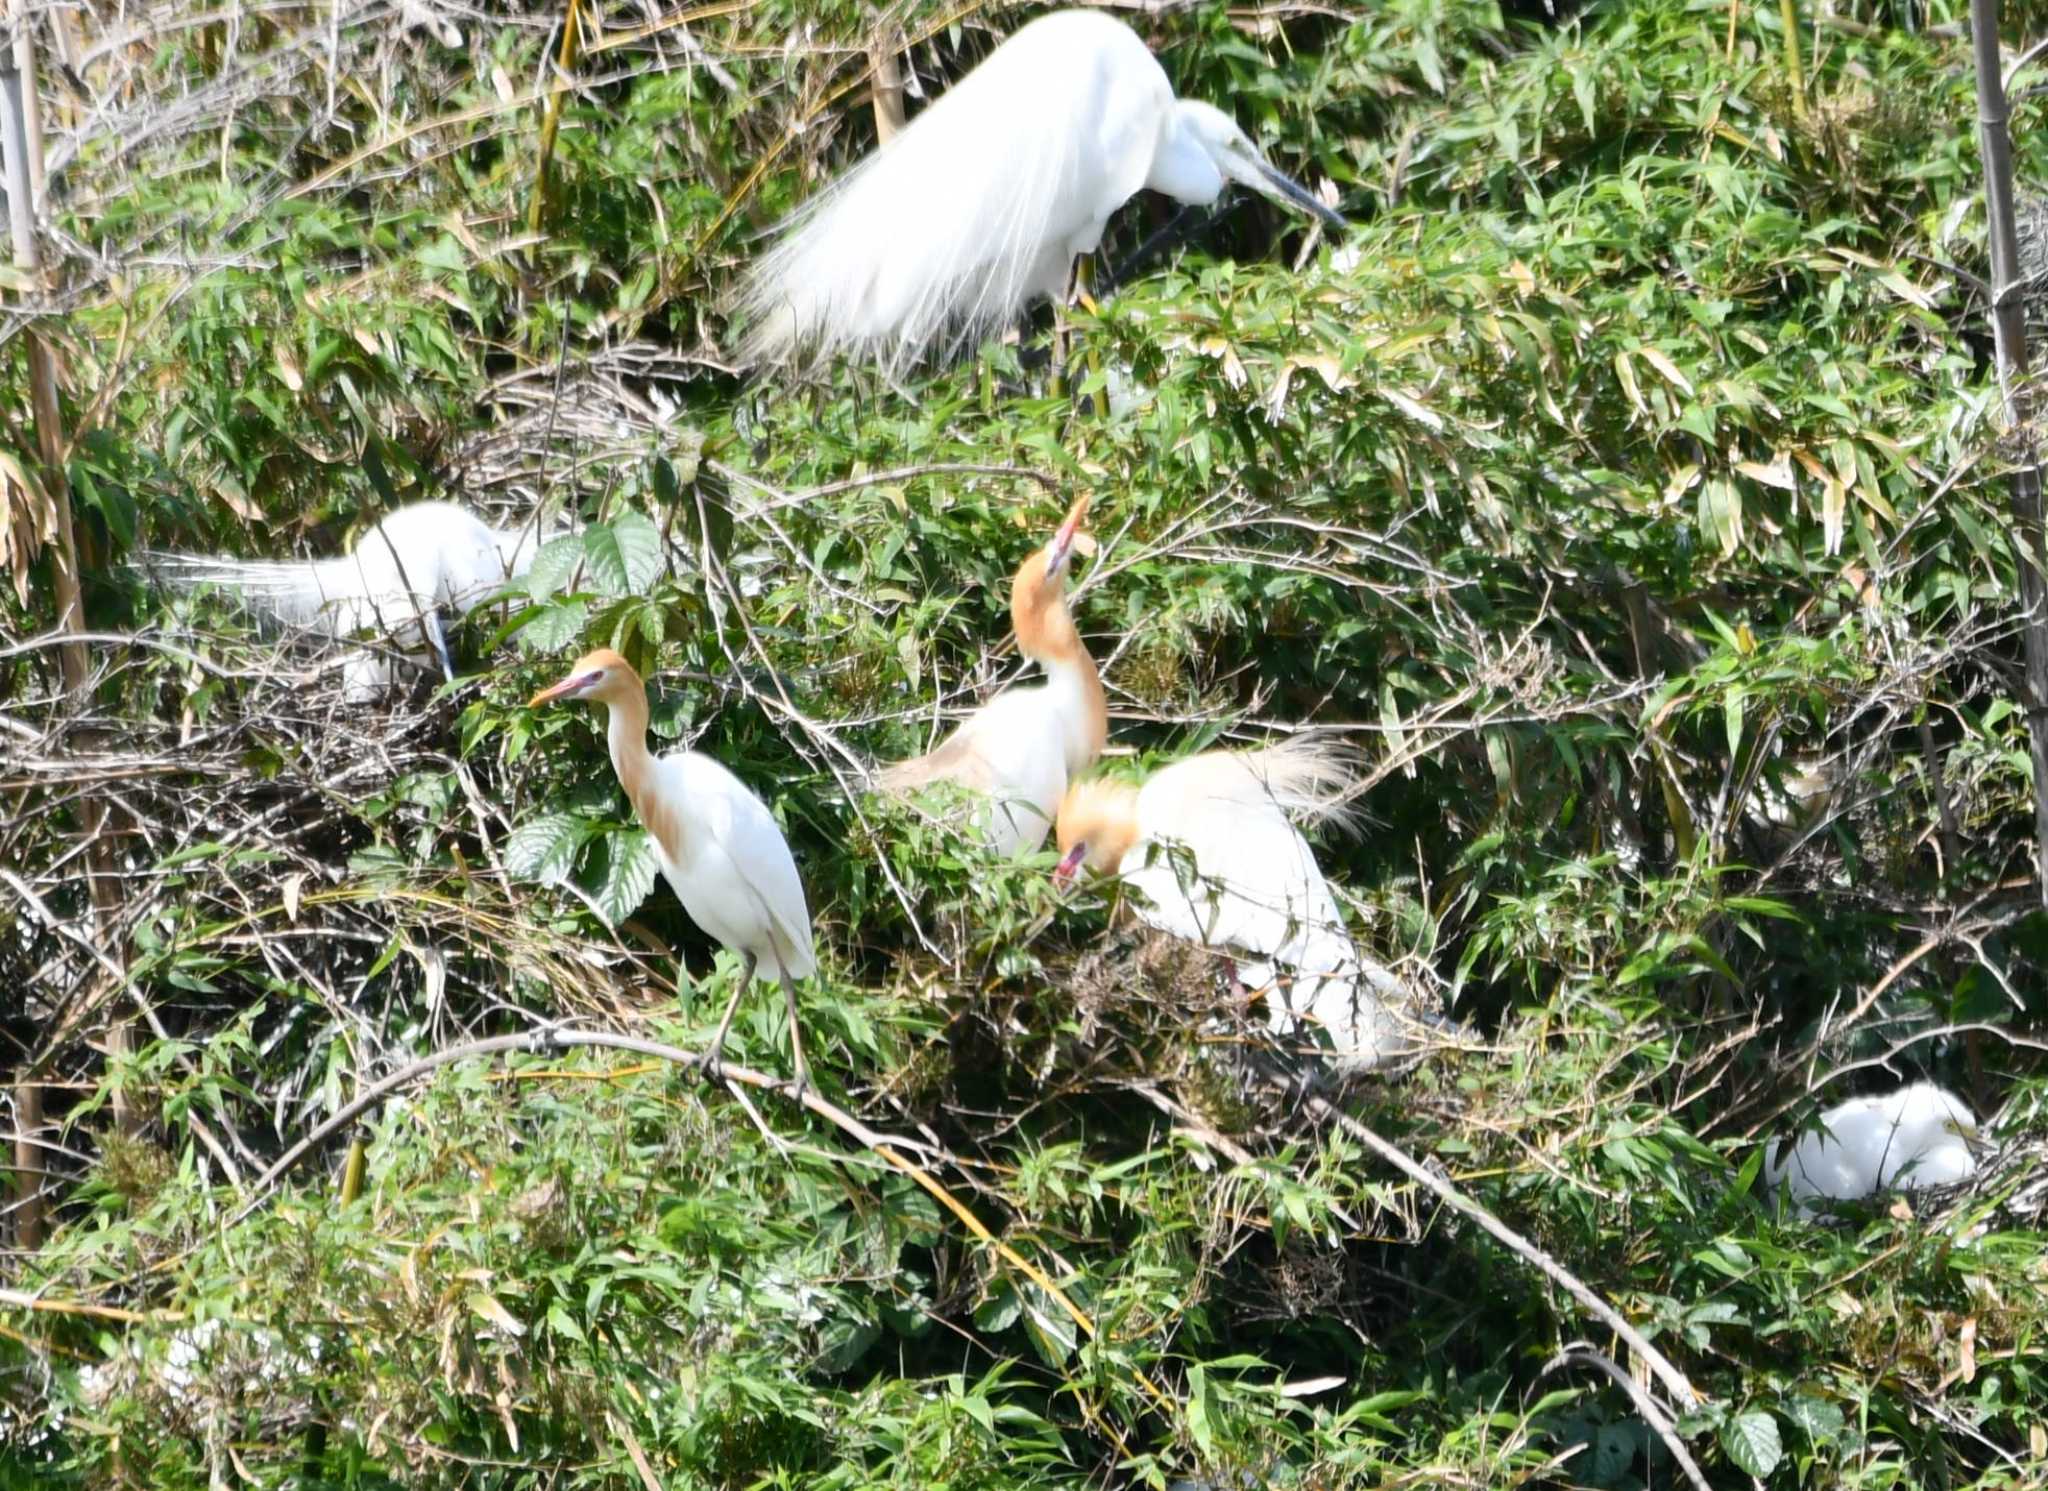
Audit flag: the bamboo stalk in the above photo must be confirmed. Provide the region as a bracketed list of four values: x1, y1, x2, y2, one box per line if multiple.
[1970, 0, 2048, 908]
[868, 25, 905, 144]
[12, 1083, 42, 1250]
[526, 0, 584, 249]
[1779, 0, 1809, 126]
[1, 2, 133, 1215]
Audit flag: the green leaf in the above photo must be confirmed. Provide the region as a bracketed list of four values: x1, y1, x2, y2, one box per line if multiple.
[973, 1275, 1021, 1334]
[591, 828, 660, 927]
[1785, 1393, 1844, 1446]
[507, 813, 590, 886]
[583, 512, 664, 597]
[1721, 1409, 1783, 1477]
[1020, 1283, 1078, 1369]
[518, 598, 589, 654]
[1187, 1363, 1219, 1455]
[526, 535, 585, 600]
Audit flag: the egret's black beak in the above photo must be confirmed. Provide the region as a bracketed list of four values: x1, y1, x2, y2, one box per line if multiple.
[1254, 159, 1348, 231]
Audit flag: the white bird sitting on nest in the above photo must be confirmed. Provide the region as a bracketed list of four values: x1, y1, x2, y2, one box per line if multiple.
[1766, 1082, 1981, 1212]
[144, 500, 546, 702]
[1052, 738, 1416, 1075]
[732, 8, 1348, 374]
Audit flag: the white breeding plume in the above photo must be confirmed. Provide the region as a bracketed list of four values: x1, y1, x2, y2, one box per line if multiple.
[733, 9, 1347, 373]
[1054, 738, 1414, 1073]
[145, 501, 544, 700]
[1766, 1082, 1980, 1212]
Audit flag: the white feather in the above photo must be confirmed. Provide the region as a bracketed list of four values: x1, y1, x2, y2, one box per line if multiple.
[881, 659, 1096, 857]
[144, 501, 545, 700]
[1766, 1082, 1980, 1211]
[1115, 747, 1407, 1071]
[641, 751, 815, 985]
[734, 10, 1342, 373]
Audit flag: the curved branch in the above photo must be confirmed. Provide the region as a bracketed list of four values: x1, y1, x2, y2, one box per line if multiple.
[1303, 1091, 1703, 1414]
[1542, 1340, 1711, 1491]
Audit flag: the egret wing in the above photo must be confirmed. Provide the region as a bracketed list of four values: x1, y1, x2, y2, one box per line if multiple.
[734, 11, 1173, 371]
[654, 753, 816, 980]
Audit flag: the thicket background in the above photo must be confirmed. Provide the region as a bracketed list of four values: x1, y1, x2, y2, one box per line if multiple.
[5, 0, 2048, 1486]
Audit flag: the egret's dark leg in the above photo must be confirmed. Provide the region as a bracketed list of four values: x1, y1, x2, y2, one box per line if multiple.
[705, 950, 756, 1084]
[1106, 203, 1212, 296]
[774, 950, 810, 1102]
[1073, 256, 1108, 420]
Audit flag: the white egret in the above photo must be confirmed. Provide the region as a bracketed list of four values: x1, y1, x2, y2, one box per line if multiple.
[145, 500, 544, 701]
[529, 649, 818, 1091]
[1766, 1082, 1980, 1212]
[733, 9, 1348, 372]
[1053, 739, 1413, 1073]
[877, 494, 1106, 856]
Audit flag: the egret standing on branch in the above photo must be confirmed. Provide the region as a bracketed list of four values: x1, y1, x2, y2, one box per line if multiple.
[878, 494, 1105, 856]
[1053, 739, 1414, 1074]
[529, 649, 819, 1093]
[733, 9, 1348, 373]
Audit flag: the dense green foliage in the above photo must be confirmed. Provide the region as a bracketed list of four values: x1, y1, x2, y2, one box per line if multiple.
[6, 1, 2048, 1486]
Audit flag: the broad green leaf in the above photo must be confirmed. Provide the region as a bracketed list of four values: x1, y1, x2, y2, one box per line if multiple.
[507, 813, 589, 885]
[592, 828, 660, 927]
[583, 511, 664, 597]
[526, 535, 585, 599]
[1721, 1409, 1783, 1477]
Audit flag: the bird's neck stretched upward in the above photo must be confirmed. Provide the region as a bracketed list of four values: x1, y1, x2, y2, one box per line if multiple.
[1023, 604, 1105, 772]
[1013, 564, 1107, 773]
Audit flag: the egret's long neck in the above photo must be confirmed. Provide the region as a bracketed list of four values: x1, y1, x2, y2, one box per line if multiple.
[1014, 559, 1108, 775]
[603, 684, 657, 814]
[1039, 632, 1106, 776]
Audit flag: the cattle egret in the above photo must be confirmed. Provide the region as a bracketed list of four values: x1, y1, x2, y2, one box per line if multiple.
[878, 494, 1105, 855]
[145, 500, 543, 701]
[1053, 739, 1412, 1073]
[1766, 1082, 1980, 1212]
[529, 649, 819, 1091]
[733, 9, 1348, 372]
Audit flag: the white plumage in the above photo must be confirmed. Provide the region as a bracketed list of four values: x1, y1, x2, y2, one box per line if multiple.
[1766, 1082, 1980, 1211]
[906, 687, 1079, 858]
[877, 495, 1104, 856]
[636, 749, 817, 990]
[1056, 739, 1411, 1073]
[145, 500, 543, 700]
[529, 649, 817, 1090]
[734, 9, 1346, 373]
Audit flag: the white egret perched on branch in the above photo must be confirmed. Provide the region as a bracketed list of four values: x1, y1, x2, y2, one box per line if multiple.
[529, 649, 819, 1093]
[1053, 740, 1415, 1074]
[144, 500, 544, 701]
[733, 9, 1348, 373]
